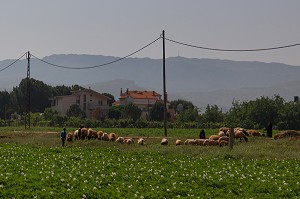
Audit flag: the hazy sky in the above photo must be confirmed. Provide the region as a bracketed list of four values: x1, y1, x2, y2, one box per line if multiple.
[1, 0, 300, 65]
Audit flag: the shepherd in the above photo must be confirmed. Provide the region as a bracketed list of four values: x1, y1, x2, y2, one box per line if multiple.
[60, 128, 67, 147]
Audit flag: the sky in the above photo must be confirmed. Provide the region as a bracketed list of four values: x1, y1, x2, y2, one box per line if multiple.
[1, 0, 300, 66]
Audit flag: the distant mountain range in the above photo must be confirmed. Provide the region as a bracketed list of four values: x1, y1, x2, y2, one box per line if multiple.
[1, 54, 300, 111]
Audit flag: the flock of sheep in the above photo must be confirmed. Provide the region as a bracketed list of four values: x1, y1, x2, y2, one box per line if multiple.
[65, 127, 267, 147]
[66, 127, 145, 145]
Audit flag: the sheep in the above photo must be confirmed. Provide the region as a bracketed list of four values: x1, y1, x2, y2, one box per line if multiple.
[218, 131, 226, 137]
[161, 138, 168, 145]
[203, 139, 218, 146]
[66, 132, 73, 142]
[101, 133, 109, 141]
[218, 136, 229, 143]
[203, 139, 210, 146]
[125, 138, 134, 144]
[247, 129, 262, 137]
[175, 139, 182, 146]
[97, 131, 104, 140]
[108, 133, 117, 141]
[80, 128, 88, 140]
[116, 137, 125, 143]
[184, 139, 195, 145]
[74, 130, 79, 140]
[138, 138, 145, 145]
[274, 130, 300, 140]
[219, 140, 228, 147]
[209, 135, 220, 141]
[194, 139, 205, 146]
[234, 130, 248, 142]
[87, 128, 98, 140]
[219, 127, 229, 134]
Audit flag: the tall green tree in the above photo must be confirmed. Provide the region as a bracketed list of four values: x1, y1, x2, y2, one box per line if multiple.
[149, 102, 166, 121]
[170, 99, 195, 113]
[202, 104, 224, 123]
[0, 91, 11, 119]
[121, 103, 142, 121]
[10, 78, 52, 114]
[102, 93, 115, 106]
[66, 104, 86, 118]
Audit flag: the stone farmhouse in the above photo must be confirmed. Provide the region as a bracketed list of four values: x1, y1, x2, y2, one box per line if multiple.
[49, 88, 110, 119]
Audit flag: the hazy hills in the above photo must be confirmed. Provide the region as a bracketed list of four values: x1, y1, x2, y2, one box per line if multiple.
[1, 54, 300, 110]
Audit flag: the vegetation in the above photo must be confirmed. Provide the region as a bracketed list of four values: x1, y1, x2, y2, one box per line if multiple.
[0, 78, 300, 130]
[0, 129, 300, 198]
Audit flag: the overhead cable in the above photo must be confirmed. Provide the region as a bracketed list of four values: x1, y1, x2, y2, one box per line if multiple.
[0, 52, 27, 72]
[165, 38, 300, 52]
[31, 36, 161, 69]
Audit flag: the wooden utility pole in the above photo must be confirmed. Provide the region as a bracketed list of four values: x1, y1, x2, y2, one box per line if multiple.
[162, 30, 167, 137]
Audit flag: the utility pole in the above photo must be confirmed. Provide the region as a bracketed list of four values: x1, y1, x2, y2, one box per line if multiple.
[162, 30, 167, 137]
[25, 51, 31, 129]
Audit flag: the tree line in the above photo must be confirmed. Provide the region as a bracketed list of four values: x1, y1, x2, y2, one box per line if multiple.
[0, 78, 299, 130]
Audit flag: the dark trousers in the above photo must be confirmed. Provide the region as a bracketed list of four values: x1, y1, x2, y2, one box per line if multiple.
[61, 138, 66, 147]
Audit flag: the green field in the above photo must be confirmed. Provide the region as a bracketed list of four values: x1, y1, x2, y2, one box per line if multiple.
[0, 128, 300, 198]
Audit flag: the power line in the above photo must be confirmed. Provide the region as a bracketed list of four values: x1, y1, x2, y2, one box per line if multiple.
[165, 37, 300, 52]
[31, 36, 162, 69]
[0, 52, 27, 72]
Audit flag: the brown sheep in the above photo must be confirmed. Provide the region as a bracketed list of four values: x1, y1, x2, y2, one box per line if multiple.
[274, 130, 300, 140]
[209, 135, 220, 141]
[218, 136, 229, 143]
[175, 139, 182, 146]
[108, 133, 117, 141]
[74, 130, 79, 140]
[218, 131, 226, 137]
[138, 138, 145, 145]
[204, 139, 219, 146]
[161, 138, 168, 145]
[66, 132, 73, 142]
[87, 128, 98, 140]
[234, 130, 248, 142]
[194, 139, 205, 146]
[116, 137, 125, 143]
[97, 131, 104, 140]
[219, 127, 229, 134]
[203, 139, 210, 146]
[184, 139, 195, 145]
[125, 138, 134, 144]
[101, 133, 109, 141]
[219, 140, 228, 147]
[80, 128, 88, 140]
[247, 130, 262, 137]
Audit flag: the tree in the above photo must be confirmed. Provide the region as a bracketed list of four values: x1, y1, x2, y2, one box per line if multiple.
[149, 102, 165, 121]
[170, 99, 195, 113]
[0, 91, 11, 119]
[102, 93, 115, 106]
[10, 78, 52, 114]
[176, 108, 199, 122]
[66, 104, 86, 118]
[108, 105, 123, 119]
[202, 104, 224, 123]
[121, 103, 141, 121]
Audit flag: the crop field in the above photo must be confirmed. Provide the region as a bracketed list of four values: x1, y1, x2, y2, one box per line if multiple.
[1, 127, 300, 198]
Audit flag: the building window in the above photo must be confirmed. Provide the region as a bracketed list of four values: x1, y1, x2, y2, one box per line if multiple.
[84, 95, 86, 102]
[98, 100, 103, 106]
[83, 103, 86, 111]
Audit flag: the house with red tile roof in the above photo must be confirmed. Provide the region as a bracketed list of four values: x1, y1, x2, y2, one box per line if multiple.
[117, 89, 162, 112]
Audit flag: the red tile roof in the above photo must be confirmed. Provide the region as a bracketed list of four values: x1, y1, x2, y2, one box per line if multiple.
[120, 90, 161, 100]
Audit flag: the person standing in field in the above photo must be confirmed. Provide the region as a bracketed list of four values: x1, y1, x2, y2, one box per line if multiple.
[199, 129, 206, 139]
[60, 128, 67, 147]
[266, 122, 273, 138]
